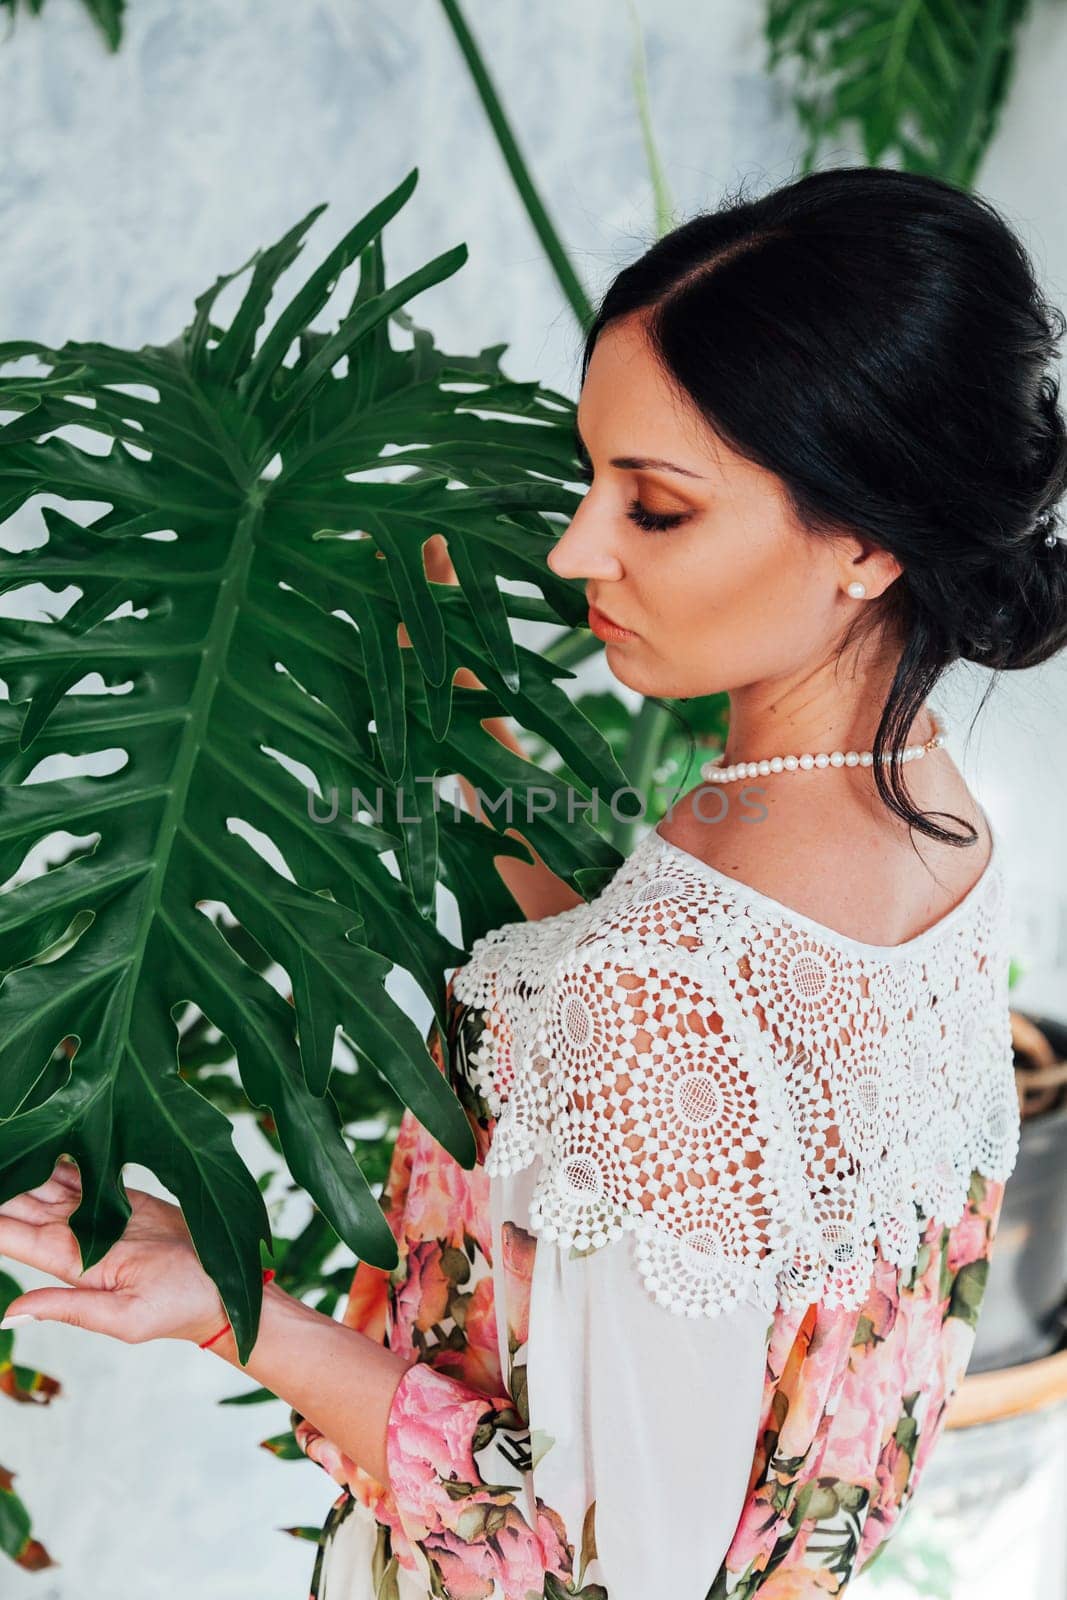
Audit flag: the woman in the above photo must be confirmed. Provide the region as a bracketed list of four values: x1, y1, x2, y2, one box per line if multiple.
[0, 165, 1058, 1598]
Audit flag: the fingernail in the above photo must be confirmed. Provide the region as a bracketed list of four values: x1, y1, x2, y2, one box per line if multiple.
[0, 1314, 36, 1329]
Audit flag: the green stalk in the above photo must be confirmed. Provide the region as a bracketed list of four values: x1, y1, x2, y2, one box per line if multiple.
[613, 698, 673, 853]
[541, 628, 603, 671]
[626, 0, 676, 239]
[436, 0, 595, 331]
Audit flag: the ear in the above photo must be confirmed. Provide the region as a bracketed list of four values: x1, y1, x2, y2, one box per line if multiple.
[841, 536, 903, 599]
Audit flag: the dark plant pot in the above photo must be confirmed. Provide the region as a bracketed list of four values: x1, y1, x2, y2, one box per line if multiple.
[968, 1012, 1067, 1375]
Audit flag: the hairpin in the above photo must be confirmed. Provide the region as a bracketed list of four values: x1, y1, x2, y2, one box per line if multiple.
[1036, 509, 1062, 547]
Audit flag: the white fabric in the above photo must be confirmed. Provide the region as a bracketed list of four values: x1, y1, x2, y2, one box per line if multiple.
[497, 1152, 771, 1600]
[452, 811, 1020, 1319]
[319, 1159, 770, 1600]
[318, 1505, 433, 1600]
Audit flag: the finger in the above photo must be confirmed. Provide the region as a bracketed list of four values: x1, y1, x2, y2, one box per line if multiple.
[12, 1178, 70, 1205]
[0, 1172, 83, 1222]
[424, 534, 458, 583]
[44, 1159, 82, 1201]
[2, 1287, 137, 1342]
[39, 1179, 80, 1210]
[0, 1214, 82, 1284]
[0, 1193, 66, 1225]
[0, 1158, 82, 1210]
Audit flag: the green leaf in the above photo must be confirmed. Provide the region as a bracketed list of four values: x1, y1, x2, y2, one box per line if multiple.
[259, 1430, 307, 1461]
[0, 177, 627, 1361]
[0, 1459, 54, 1568]
[763, 0, 1033, 185]
[0, 0, 125, 49]
[0, 1475, 34, 1564]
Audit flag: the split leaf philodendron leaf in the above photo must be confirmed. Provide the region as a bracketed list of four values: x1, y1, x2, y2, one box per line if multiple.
[0, 167, 629, 1362]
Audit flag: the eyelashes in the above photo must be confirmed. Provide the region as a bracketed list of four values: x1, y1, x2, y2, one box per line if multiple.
[626, 500, 689, 533]
[574, 464, 690, 535]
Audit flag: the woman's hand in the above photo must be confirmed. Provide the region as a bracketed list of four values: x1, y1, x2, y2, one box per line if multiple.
[0, 1156, 233, 1346]
[0, 1159, 412, 1485]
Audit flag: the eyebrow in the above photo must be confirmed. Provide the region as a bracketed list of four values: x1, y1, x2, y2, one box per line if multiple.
[574, 420, 708, 480]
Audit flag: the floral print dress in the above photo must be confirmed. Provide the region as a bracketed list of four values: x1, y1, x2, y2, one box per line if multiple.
[291, 820, 1020, 1600]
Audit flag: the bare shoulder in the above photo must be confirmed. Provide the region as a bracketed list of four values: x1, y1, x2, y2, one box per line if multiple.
[658, 765, 993, 947]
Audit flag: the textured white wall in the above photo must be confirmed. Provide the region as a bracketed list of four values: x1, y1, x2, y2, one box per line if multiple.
[1, 1, 1067, 1595]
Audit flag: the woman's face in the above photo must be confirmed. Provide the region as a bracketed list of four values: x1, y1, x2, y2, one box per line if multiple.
[546, 311, 895, 701]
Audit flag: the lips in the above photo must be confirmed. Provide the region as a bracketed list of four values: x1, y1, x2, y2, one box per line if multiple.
[588, 601, 628, 630]
[587, 602, 637, 641]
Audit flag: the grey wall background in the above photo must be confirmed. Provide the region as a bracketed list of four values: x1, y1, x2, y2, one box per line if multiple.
[2, 1, 1067, 1595]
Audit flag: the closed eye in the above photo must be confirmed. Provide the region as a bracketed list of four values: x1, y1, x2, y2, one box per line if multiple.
[574, 462, 691, 534]
[625, 500, 690, 533]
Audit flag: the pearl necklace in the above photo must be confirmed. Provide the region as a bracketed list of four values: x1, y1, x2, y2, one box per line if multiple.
[700, 712, 945, 784]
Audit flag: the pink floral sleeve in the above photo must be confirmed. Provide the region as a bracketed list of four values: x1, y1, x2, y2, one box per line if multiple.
[384, 1358, 575, 1599]
[289, 989, 580, 1596]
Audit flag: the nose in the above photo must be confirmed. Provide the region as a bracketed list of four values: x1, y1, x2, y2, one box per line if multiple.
[545, 495, 625, 581]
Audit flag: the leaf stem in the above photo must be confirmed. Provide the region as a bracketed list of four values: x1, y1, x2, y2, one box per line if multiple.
[435, 0, 595, 331]
[613, 698, 672, 854]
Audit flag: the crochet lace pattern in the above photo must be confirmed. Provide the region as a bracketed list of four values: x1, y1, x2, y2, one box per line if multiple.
[450, 826, 1020, 1319]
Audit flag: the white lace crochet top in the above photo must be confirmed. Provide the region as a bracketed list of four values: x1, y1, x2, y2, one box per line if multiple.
[451, 819, 1020, 1321]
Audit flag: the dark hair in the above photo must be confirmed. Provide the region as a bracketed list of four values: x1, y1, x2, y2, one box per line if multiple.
[579, 166, 1067, 848]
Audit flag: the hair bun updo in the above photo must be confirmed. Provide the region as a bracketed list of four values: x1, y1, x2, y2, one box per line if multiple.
[958, 370, 1067, 672]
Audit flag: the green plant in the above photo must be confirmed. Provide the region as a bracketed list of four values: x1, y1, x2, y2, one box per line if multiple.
[765, 0, 1041, 187]
[0, 1267, 59, 1569]
[0, 0, 123, 50]
[0, 168, 634, 1365]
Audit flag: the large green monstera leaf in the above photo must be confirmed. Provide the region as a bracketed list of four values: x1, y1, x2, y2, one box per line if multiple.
[0, 167, 629, 1359]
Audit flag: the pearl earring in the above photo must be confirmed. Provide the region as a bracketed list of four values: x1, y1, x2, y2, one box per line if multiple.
[846, 581, 866, 599]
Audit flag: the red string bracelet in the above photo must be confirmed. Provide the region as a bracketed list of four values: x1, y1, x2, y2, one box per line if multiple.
[198, 1268, 276, 1350]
